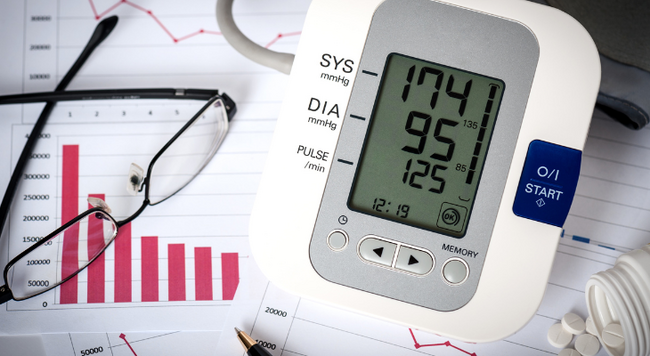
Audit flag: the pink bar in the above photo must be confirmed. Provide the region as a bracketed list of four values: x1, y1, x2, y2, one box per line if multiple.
[194, 247, 212, 301]
[141, 236, 159, 302]
[60, 145, 79, 304]
[114, 222, 132, 303]
[168, 244, 186, 301]
[221, 253, 239, 300]
[87, 193, 105, 303]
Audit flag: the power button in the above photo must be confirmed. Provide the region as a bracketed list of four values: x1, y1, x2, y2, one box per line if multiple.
[512, 140, 582, 227]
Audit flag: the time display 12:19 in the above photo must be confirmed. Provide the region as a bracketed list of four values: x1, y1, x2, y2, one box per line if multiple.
[349, 53, 504, 237]
[372, 198, 410, 218]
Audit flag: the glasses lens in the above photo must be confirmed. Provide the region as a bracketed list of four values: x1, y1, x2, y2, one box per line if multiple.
[6, 210, 117, 300]
[147, 97, 228, 204]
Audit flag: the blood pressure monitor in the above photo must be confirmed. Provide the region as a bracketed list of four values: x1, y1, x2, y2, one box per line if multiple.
[249, 0, 600, 342]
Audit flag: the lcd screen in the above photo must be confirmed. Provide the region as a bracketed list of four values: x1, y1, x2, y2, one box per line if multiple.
[348, 53, 505, 237]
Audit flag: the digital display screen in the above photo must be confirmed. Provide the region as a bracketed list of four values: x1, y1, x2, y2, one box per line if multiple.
[348, 53, 505, 237]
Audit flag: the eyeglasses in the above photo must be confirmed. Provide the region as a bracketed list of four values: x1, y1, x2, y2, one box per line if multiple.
[0, 89, 236, 304]
[0, 15, 237, 304]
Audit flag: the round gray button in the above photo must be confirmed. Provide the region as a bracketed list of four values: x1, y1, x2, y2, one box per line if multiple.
[327, 230, 348, 251]
[442, 258, 468, 285]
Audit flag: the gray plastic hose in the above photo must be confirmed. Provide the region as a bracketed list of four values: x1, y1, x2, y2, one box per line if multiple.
[216, 0, 295, 74]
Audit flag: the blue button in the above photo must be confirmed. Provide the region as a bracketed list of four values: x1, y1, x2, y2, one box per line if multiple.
[512, 140, 581, 227]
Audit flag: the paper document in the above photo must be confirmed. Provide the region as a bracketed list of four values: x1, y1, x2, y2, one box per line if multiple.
[2, 0, 649, 355]
[0, 0, 307, 334]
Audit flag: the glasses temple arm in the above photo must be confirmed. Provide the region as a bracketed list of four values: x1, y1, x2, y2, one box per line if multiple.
[0, 88, 223, 105]
[0, 16, 118, 244]
[0, 285, 12, 304]
[220, 92, 237, 121]
[59, 16, 118, 90]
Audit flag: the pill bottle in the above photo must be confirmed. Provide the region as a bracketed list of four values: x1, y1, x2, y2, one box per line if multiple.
[585, 244, 650, 356]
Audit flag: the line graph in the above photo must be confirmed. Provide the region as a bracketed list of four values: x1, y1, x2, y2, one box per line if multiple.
[409, 329, 477, 355]
[561, 230, 632, 253]
[86, 0, 301, 46]
[264, 31, 302, 48]
[119, 333, 138, 356]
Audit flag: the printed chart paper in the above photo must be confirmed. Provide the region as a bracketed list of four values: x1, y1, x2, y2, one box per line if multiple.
[0, 0, 307, 334]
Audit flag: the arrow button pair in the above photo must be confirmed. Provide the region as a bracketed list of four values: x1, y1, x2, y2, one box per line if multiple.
[372, 247, 419, 265]
[358, 237, 434, 276]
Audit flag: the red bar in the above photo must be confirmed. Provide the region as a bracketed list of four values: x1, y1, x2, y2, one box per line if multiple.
[221, 253, 239, 300]
[141, 236, 159, 302]
[87, 194, 105, 303]
[114, 222, 132, 303]
[60, 145, 79, 304]
[194, 247, 212, 301]
[168, 244, 186, 301]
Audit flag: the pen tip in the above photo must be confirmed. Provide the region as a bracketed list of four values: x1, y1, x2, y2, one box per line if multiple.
[235, 327, 242, 333]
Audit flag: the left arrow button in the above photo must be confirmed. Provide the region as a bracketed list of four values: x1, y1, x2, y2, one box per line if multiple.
[358, 237, 397, 267]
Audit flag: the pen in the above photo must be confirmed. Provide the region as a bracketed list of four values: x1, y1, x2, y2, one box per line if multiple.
[235, 327, 273, 356]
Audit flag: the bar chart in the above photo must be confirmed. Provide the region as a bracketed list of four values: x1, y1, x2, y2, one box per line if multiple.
[56, 143, 240, 305]
[7, 99, 265, 310]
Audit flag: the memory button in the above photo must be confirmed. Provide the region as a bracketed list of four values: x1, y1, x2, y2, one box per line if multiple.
[442, 258, 469, 285]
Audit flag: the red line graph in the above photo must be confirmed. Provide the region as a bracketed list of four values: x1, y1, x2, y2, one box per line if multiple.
[87, 0, 301, 46]
[264, 31, 302, 48]
[119, 333, 138, 356]
[409, 329, 477, 356]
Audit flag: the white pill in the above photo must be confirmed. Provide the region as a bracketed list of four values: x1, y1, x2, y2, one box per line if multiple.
[558, 348, 581, 356]
[548, 323, 573, 348]
[562, 312, 586, 335]
[585, 316, 598, 336]
[602, 323, 625, 348]
[575, 334, 600, 356]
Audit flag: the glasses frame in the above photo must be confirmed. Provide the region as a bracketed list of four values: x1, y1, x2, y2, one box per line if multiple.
[4, 207, 119, 301]
[0, 89, 236, 303]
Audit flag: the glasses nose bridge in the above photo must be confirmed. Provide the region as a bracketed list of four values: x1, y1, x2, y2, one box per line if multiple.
[126, 163, 145, 196]
[87, 196, 112, 213]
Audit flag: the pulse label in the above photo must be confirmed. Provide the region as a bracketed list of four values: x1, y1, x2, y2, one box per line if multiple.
[298, 145, 330, 174]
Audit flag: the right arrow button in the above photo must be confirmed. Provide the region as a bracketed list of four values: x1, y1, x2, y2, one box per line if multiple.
[395, 246, 434, 275]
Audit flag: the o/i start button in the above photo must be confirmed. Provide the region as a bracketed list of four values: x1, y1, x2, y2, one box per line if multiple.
[513, 140, 582, 227]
